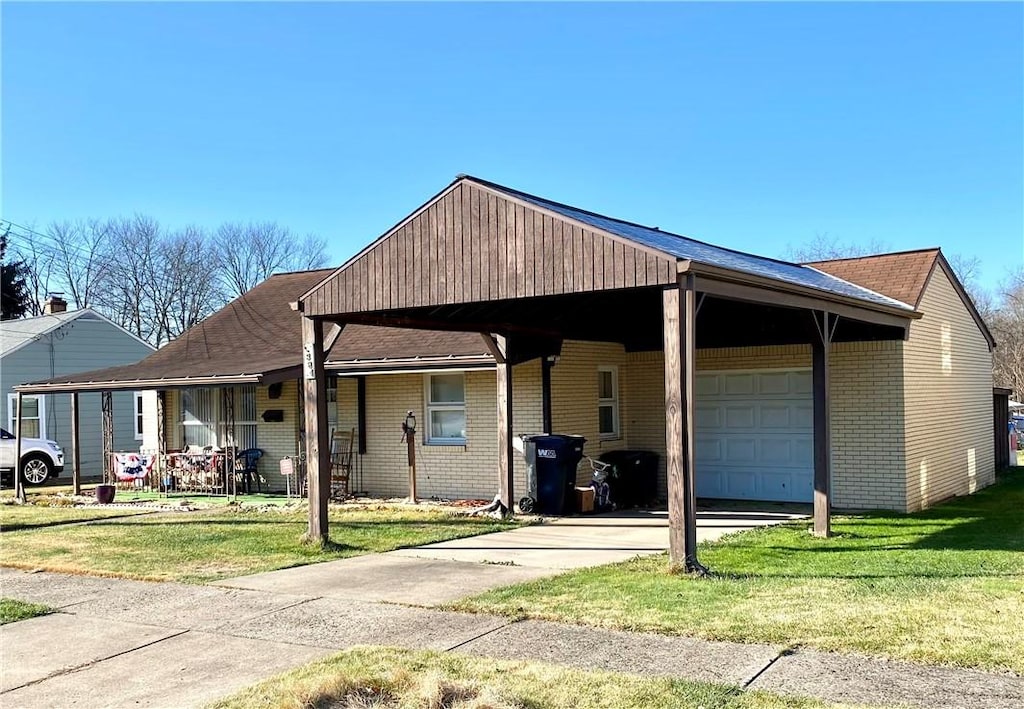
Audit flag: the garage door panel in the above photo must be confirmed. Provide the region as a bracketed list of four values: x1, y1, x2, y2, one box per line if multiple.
[723, 374, 755, 396]
[760, 405, 791, 428]
[793, 405, 813, 428]
[695, 406, 721, 428]
[697, 469, 725, 498]
[792, 371, 813, 395]
[726, 470, 757, 498]
[760, 439, 793, 464]
[725, 439, 756, 462]
[758, 372, 790, 395]
[696, 369, 813, 503]
[725, 406, 755, 428]
[793, 439, 813, 466]
[695, 376, 720, 396]
[696, 437, 723, 462]
[760, 471, 808, 500]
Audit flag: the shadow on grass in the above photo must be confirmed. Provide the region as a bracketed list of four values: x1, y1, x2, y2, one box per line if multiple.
[0, 510, 157, 534]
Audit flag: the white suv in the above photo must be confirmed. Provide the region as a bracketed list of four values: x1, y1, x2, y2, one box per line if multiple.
[0, 428, 65, 486]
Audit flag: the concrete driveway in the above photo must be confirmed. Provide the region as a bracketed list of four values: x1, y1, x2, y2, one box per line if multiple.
[217, 509, 803, 605]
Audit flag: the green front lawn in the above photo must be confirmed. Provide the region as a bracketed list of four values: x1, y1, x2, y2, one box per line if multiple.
[0, 503, 157, 532]
[209, 647, 862, 709]
[0, 505, 520, 583]
[454, 471, 1024, 674]
[0, 598, 54, 624]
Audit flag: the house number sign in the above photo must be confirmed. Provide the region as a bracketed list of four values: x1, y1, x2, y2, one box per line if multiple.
[303, 343, 316, 380]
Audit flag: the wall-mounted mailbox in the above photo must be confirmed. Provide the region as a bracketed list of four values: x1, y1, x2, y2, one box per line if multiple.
[262, 409, 285, 423]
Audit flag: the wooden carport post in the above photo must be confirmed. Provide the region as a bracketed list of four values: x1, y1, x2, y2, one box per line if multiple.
[495, 337, 514, 513]
[14, 392, 26, 502]
[663, 275, 705, 574]
[70, 392, 81, 495]
[301, 315, 331, 543]
[811, 311, 834, 537]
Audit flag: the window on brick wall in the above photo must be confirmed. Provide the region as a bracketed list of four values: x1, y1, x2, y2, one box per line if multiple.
[425, 372, 466, 444]
[598, 366, 620, 439]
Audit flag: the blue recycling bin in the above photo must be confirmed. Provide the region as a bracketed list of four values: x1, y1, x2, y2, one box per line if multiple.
[521, 434, 585, 515]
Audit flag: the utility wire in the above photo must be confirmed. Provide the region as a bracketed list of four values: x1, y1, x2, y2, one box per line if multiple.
[1, 220, 107, 261]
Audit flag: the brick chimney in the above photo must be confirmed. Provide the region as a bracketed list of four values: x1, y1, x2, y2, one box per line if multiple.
[43, 294, 67, 315]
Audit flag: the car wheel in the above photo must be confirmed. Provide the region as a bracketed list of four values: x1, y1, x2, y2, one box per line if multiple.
[21, 455, 52, 486]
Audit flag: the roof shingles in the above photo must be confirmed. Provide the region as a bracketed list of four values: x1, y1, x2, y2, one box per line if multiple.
[806, 249, 939, 308]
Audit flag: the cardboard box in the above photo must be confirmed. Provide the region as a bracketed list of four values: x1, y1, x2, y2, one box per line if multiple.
[575, 486, 595, 514]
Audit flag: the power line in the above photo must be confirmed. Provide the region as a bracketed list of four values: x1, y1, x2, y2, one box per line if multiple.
[1, 220, 106, 261]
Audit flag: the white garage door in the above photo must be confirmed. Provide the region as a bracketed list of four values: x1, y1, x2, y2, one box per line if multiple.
[695, 369, 813, 503]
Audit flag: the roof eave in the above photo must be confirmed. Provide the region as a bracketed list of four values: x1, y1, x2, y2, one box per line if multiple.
[679, 260, 920, 329]
[14, 372, 268, 395]
[325, 355, 495, 375]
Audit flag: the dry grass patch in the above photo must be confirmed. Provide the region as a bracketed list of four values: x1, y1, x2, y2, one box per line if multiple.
[208, 647, 863, 709]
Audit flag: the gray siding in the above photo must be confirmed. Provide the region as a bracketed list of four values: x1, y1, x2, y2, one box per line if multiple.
[0, 314, 154, 479]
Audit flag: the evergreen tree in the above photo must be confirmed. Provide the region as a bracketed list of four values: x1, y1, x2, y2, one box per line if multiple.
[1, 232, 33, 320]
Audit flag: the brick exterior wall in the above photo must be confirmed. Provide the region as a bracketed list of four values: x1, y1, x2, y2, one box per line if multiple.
[254, 380, 302, 490]
[830, 341, 906, 510]
[549, 341, 632, 485]
[622, 343, 908, 510]
[335, 365, 542, 501]
[143, 271, 994, 512]
[902, 266, 995, 510]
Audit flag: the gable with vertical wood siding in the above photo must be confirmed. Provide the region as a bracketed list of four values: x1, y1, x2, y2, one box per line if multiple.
[302, 180, 678, 317]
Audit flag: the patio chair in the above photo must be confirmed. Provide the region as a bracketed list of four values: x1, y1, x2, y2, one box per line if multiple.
[235, 448, 264, 494]
[330, 428, 355, 500]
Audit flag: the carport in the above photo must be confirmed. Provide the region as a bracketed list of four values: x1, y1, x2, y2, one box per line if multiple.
[296, 176, 919, 571]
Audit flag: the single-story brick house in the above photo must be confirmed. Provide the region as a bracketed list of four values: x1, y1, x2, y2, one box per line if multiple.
[19, 177, 995, 518]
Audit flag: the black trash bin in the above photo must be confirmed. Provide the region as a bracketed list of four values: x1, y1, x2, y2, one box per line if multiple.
[519, 434, 585, 515]
[598, 450, 659, 508]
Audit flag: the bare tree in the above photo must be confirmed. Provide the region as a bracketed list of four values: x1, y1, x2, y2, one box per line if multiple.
[990, 268, 1024, 397]
[11, 231, 57, 316]
[783, 232, 892, 263]
[945, 253, 995, 322]
[214, 221, 327, 298]
[154, 226, 223, 344]
[46, 219, 113, 309]
[96, 215, 161, 342]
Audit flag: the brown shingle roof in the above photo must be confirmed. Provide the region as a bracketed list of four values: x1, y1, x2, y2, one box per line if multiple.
[805, 249, 940, 308]
[328, 325, 489, 364]
[19, 270, 492, 391]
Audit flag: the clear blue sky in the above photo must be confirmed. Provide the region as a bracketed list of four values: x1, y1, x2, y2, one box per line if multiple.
[3, 2, 1022, 292]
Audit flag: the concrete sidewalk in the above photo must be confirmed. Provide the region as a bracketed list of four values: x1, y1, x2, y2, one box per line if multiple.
[2, 568, 1021, 709]
[217, 509, 802, 605]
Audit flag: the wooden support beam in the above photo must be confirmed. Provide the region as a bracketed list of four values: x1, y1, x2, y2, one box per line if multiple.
[101, 391, 113, 486]
[663, 277, 706, 574]
[494, 334, 514, 511]
[811, 311, 833, 538]
[541, 356, 553, 434]
[302, 316, 330, 543]
[70, 392, 81, 495]
[156, 390, 166, 487]
[480, 333, 506, 363]
[356, 376, 367, 456]
[14, 392, 25, 502]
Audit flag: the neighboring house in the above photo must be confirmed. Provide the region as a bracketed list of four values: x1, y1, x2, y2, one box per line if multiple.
[18, 177, 997, 512]
[0, 297, 155, 480]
